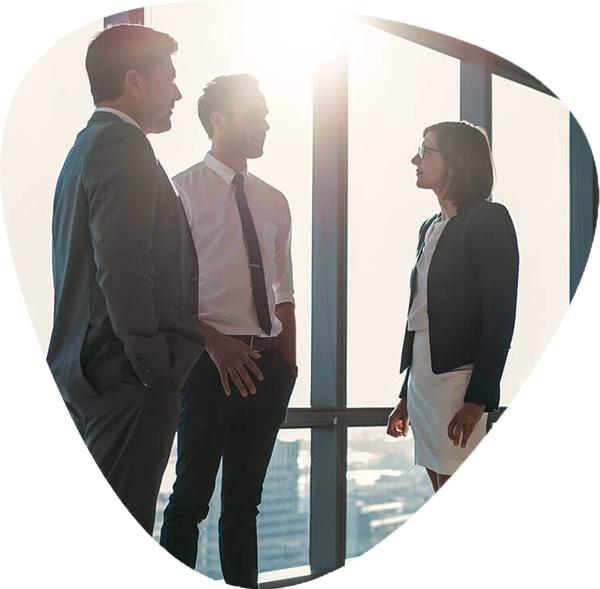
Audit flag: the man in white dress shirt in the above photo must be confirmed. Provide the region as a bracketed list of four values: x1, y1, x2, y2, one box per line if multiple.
[159, 74, 297, 588]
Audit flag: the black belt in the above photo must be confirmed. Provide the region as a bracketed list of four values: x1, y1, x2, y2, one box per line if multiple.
[230, 335, 279, 352]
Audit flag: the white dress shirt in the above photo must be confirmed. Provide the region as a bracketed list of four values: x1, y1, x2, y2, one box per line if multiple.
[407, 216, 450, 332]
[174, 152, 294, 337]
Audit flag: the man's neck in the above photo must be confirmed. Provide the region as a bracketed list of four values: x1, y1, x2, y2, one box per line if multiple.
[96, 101, 146, 134]
[209, 146, 247, 173]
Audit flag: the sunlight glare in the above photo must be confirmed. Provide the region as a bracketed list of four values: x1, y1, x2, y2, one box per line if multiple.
[252, 5, 347, 67]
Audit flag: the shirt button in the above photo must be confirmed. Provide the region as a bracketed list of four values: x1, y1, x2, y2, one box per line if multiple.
[191, 274, 198, 282]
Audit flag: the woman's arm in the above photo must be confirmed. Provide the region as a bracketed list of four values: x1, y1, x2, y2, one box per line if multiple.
[463, 202, 520, 411]
[446, 203, 518, 447]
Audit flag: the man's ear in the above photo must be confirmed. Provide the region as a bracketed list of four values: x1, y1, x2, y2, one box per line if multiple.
[123, 69, 144, 94]
[210, 110, 226, 135]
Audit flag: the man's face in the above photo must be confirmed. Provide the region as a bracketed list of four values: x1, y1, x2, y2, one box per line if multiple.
[220, 90, 270, 159]
[139, 58, 182, 134]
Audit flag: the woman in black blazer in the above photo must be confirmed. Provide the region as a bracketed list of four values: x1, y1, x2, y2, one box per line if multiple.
[386, 121, 519, 492]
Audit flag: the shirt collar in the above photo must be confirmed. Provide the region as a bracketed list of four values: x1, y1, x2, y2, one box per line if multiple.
[95, 107, 143, 132]
[203, 151, 248, 185]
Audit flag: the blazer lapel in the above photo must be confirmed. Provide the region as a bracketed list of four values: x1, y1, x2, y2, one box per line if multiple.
[408, 214, 438, 305]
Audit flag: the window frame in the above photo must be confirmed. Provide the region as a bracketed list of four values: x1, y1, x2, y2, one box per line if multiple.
[105, 8, 595, 587]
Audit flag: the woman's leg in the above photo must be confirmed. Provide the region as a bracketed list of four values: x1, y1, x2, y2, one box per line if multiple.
[426, 469, 452, 493]
[436, 473, 451, 490]
[425, 468, 439, 492]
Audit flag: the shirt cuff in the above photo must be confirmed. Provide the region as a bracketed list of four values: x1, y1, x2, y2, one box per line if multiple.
[275, 294, 295, 307]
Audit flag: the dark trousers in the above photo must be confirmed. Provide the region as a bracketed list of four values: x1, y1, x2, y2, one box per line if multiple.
[66, 380, 180, 535]
[159, 349, 296, 589]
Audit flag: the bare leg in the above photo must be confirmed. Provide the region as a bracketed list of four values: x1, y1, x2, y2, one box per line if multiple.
[425, 468, 439, 492]
[436, 473, 452, 490]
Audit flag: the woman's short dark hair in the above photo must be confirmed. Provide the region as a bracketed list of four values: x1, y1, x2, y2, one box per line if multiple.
[423, 121, 495, 207]
[197, 74, 260, 139]
[85, 24, 178, 105]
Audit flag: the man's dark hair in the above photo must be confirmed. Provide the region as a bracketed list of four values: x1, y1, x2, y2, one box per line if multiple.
[85, 24, 178, 105]
[197, 74, 260, 139]
[423, 120, 496, 207]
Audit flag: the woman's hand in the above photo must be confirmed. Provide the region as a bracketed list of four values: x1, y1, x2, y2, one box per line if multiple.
[387, 398, 410, 438]
[447, 402, 485, 448]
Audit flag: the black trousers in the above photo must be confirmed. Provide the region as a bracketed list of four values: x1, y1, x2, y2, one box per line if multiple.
[66, 380, 180, 535]
[159, 349, 296, 589]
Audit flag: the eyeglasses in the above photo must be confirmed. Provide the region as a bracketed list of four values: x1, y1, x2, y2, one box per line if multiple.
[418, 145, 441, 159]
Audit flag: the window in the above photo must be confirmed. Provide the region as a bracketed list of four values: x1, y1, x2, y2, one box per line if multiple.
[492, 75, 570, 405]
[146, 2, 313, 407]
[347, 21, 460, 407]
[346, 427, 432, 560]
[0, 18, 104, 350]
[154, 429, 311, 579]
[2, 7, 591, 588]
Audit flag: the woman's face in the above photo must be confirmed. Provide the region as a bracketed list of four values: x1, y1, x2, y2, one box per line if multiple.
[411, 131, 448, 194]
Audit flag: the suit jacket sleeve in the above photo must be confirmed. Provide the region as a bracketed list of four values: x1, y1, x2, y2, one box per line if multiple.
[463, 203, 519, 411]
[84, 125, 174, 391]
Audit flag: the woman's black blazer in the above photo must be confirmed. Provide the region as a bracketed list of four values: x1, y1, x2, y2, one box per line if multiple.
[399, 199, 519, 412]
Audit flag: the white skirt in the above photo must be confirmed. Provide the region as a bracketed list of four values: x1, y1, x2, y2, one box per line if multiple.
[407, 330, 487, 476]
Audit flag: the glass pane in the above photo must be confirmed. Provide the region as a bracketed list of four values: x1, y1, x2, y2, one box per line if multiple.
[346, 21, 460, 407]
[155, 428, 311, 579]
[1, 18, 104, 351]
[346, 426, 433, 559]
[146, 3, 312, 407]
[492, 75, 570, 405]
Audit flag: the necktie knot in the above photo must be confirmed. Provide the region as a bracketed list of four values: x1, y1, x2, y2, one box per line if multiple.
[232, 174, 245, 190]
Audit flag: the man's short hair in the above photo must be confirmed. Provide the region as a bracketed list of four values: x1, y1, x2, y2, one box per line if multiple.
[197, 74, 260, 139]
[86, 24, 178, 106]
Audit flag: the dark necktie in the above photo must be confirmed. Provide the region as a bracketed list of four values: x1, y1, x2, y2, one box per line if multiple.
[232, 173, 272, 335]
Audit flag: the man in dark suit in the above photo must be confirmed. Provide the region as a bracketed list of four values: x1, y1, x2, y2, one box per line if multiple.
[46, 24, 204, 535]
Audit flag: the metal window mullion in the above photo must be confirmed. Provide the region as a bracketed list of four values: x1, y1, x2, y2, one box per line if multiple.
[309, 33, 349, 575]
[593, 162, 598, 236]
[569, 113, 596, 300]
[353, 13, 556, 98]
[104, 8, 144, 27]
[460, 57, 492, 145]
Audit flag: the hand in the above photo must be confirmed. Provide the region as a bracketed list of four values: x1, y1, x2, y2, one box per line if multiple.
[386, 398, 410, 438]
[447, 402, 485, 448]
[201, 324, 264, 397]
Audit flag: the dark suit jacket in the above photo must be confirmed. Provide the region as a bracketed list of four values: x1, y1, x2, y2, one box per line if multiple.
[399, 199, 519, 412]
[47, 111, 204, 403]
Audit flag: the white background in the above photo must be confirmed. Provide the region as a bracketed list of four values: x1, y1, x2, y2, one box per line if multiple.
[1, 1, 598, 588]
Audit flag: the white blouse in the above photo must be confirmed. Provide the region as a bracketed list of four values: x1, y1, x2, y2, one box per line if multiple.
[407, 216, 450, 332]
